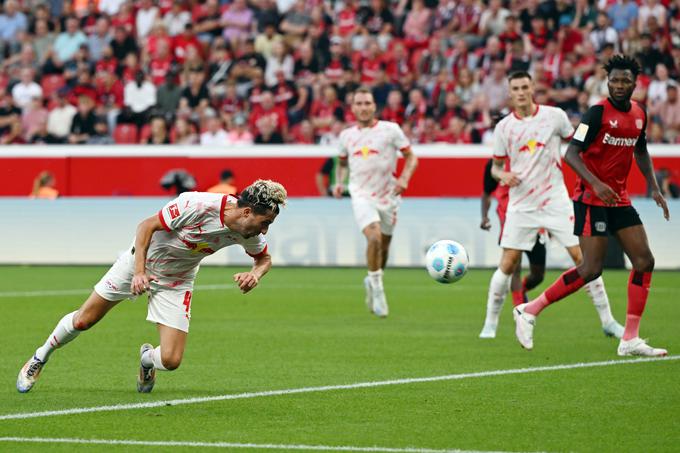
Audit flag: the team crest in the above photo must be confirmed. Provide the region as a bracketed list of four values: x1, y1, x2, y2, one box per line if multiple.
[635, 119, 643, 129]
[595, 221, 607, 233]
[609, 120, 618, 128]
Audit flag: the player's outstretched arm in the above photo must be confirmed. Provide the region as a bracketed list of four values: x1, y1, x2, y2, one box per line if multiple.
[131, 215, 164, 295]
[634, 142, 670, 220]
[564, 144, 619, 205]
[234, 252, 272, 294]
[395, 148, 418, 195]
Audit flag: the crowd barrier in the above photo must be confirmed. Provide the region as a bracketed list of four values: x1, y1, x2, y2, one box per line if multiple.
[2, 145, 680, 197]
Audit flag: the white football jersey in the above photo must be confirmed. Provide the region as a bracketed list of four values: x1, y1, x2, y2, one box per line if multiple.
[339, 120, 411, 201]
[493, 105, 573, 212]
[142, 192, 267, 289]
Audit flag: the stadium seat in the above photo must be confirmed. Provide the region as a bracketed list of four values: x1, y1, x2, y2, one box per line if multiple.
[41, 74, 66, 98]
[138, 124, 151, 144]
[113, 124, 139, 144]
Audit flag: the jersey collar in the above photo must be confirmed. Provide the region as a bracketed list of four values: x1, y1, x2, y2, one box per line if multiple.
[512, 104, 539, 120]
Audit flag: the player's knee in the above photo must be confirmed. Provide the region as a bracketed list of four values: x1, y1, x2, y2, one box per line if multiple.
[161, 352, 182, 371]
[631, 254, 655, 272]
[72, 313, 94, 331]
[579, 267, 602, 283]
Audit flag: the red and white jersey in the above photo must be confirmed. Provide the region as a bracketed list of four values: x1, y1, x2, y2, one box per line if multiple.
[493, 105, 573, 213]
[339, 120, 411, 201]
[147, 192, 267, 289]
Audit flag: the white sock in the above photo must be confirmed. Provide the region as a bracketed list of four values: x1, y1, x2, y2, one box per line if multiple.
[584, 276, 614, 326]
[484, 269, 511, 326]
[34, 311, 81, 362]
[368, 269, 383, 291]
[144, 346, 168, 371]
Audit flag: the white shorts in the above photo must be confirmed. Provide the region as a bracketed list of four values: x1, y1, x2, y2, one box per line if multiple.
[500, 206, 579, 251]
[351, 196, 400, 235]
[94, 250, 193, 333]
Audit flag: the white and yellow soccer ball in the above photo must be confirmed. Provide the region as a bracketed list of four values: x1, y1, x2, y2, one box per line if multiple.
[425, 240, 469, 284]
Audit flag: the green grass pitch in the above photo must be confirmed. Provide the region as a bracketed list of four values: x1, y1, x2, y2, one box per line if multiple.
[0, 265, 678, 452]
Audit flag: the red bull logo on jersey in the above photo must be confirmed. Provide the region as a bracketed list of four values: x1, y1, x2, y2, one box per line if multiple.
[180, 238, 216, 255]
[352, 146, 380, 159]
[518, 139, 545, 155]
[602, 133, 637, 147]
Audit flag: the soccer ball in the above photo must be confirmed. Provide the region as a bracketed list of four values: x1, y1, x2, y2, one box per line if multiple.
[425, 240, 469, 284]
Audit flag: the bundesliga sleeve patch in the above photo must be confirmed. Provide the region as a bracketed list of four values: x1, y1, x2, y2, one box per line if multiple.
[168, 203, 180, 219]
[573, 123, 588, 142]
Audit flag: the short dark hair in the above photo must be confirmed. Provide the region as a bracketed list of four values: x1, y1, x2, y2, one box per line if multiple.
[237, 180, 287, 215]
[508, 71, 532, 82]
[603, 54, 641, 79]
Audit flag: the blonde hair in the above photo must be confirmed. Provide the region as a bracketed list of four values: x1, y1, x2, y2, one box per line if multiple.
[238, 179, 287, 214]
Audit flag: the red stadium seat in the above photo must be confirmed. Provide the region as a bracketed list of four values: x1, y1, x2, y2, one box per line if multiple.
[113, 124, 139, 144]
[41, 74, 66, 98]
[138, 124, 151, 144]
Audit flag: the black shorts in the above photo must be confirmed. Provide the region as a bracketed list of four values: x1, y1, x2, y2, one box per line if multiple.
[524, 239, 546, 266]
[573, 201, 642, 237]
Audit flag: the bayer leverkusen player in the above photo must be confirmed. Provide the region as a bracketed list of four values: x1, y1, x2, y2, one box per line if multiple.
[513, 55, 671, 357]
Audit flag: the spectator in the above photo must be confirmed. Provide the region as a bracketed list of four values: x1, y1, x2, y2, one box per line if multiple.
[650, 84, 680, 143]
[69, 95, 97, 144]
[121, 70, 157, 127]
[290, 119, 315, 143]
[147, 116, 171, 144]
[550, 60, 583, 115]
[357, 0, 394, 36]
[280, 0, 312, 47]
[648, 63, 673, 108]
[265, 41, 294, 87]
[481, 60, 508, 112]
[179, 68, 209, 112]
[30, 171, 59, 199]
[226, 113, 254, 145]
[172, 24, 202, 66]
[479, 0, 510, 37]
[110, 25, 138, 61]
[403, 0, 431, 48]
[635, 33, 665, 76]
[172, 116, 199, 144]
[608, 0, 638, 33]
[21, 96, 48, 140]
[0, 0, 27, 53]
[86, 117, 115, 144]
[136, 0, 160, 40]
[88, 17, 111, 62]
[11, 68, 42, 110]
[249, 90, 287, 142]
[194, 0, 224, 43]
[589, 12, 618, 53]
[207, 169, 238, 194]
[453, 67, 479, 105]
[29, 119, 63, 144]
[221, 0, 253, 46]
[32, 19, 54, 64]
[638, 0, 666, 34]
[163, 0, 191, 37]
[47, 89, 77, 141]
[310, 85, 343, 135]
[255, 22, 283, 60]
[417, 37, 447, 92]
[381, 89, 404, 125]
[156, 71, 182, 120]
[99, 0, 125, 17]
[200, 115, 229, 146]
[583, 64, 609, 106]
[54, 16, 88, 63]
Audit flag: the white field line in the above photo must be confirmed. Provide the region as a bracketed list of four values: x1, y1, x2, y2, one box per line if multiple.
[1, 284, 675, 298]
[0, 283, 488, 298]
[1, 356, 677, 422]
[0, 437, 521, 453]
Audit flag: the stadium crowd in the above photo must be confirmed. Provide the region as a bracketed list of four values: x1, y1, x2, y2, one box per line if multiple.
[0, 0, 679, 146]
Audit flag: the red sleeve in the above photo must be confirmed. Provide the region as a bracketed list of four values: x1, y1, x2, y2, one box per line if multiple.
[246, 244, 268, 259]
[158, 210, 171, 232]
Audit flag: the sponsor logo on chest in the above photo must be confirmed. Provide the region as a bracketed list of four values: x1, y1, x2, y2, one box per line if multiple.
[602, 132, 638, 147]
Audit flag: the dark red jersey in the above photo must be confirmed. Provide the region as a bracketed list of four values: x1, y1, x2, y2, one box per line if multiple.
[570, 98, 647, 207]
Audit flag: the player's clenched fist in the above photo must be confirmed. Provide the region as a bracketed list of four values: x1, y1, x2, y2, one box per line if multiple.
[131, 273, 157, 295]
[234, 272, 259, 293]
